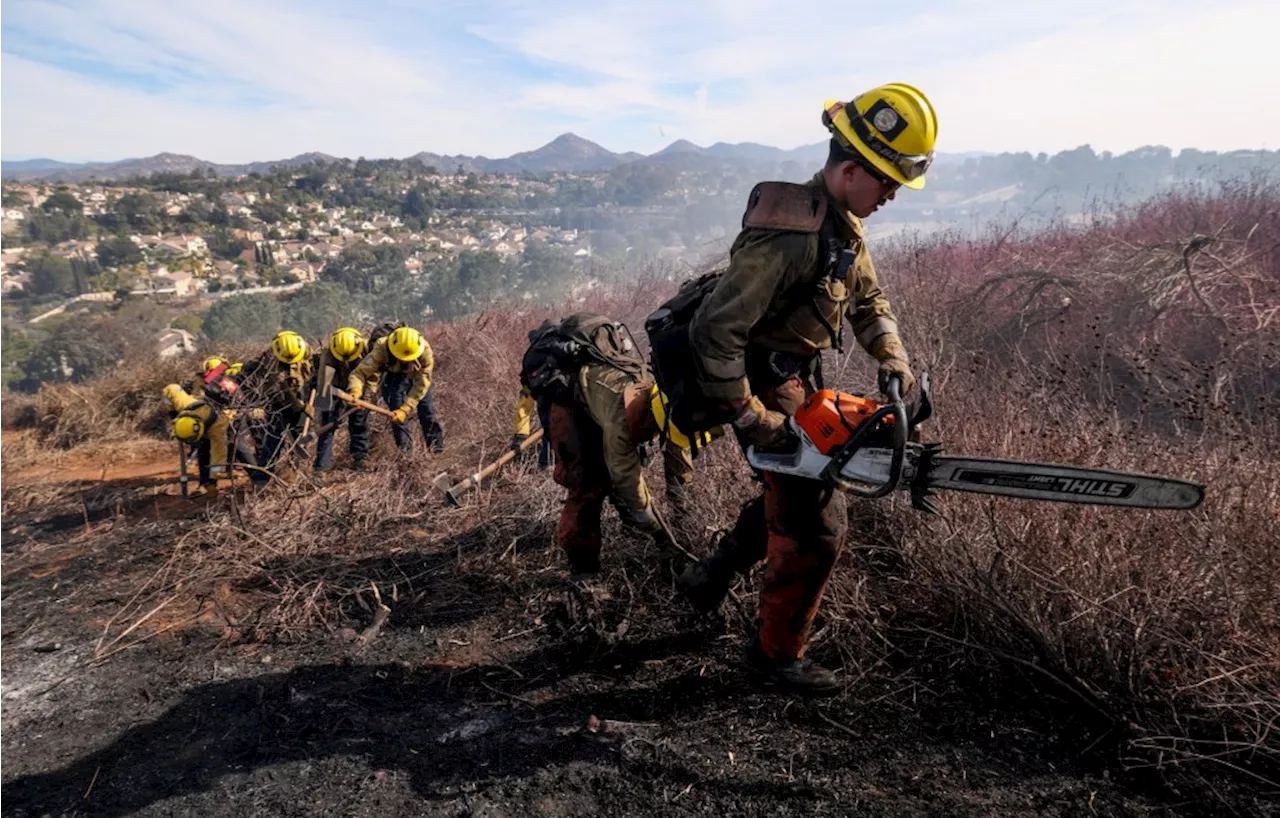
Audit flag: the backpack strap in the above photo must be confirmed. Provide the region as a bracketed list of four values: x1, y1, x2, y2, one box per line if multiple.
[742, 182, 827, 232]
[753, 210, 854, 353]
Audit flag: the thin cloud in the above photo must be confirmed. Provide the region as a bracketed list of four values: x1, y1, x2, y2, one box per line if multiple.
[2, 0, 1276, 161]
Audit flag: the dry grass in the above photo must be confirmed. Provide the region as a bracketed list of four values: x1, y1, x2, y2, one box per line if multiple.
[3, 180, 1277, 809]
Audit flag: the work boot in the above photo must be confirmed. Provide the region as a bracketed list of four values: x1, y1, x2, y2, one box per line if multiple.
[745, 636, 841, 698]
[567, 552, 602, 577]
[675, 553, 733, 614]
[353, 457, 370, 472]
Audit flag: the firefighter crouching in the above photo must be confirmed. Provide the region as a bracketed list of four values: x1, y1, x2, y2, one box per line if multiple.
[521, 313, 719, 578]
[237, 330, 315, 487]
[347, 327, 442, 454]
[162, 382, 254, 496]
[312, 327, 372, 472]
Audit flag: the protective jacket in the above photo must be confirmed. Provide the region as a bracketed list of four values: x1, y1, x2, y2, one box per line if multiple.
[572, 363, 694, 514]
[348, 337, 433, 412]
[690, 173, 903, 402]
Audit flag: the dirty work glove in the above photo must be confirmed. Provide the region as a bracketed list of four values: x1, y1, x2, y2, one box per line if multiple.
[509, 432, 529, 452]
[731, 396, 790, 448]
[249, 408, 267, 421]
[346, 383, 364, 402]
[391, 408, 408, 424]
[870, 334, 916, 397]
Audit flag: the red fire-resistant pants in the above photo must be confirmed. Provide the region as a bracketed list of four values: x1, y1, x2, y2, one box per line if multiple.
[549, 402, 614, 574]
[728, 376, 849, 660]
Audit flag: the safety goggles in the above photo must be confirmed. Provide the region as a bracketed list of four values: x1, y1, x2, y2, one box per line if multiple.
[827, 101, 933, 184]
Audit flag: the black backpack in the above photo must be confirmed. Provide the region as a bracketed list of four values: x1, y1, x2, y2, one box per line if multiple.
[368, 320, 406, 348]
[520, 313, 646, 404]
[644, 271, 729, 434]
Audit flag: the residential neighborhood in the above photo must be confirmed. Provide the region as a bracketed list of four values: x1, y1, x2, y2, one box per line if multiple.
[0, 168, 640, 303]
[0, 156, 755, 389]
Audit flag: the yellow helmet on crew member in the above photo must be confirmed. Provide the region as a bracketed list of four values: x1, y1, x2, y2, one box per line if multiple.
[822, 82, 938, 190]
[271, 330, 309, 364]
[173, 415, 205, 443]
[329, 327, 367, 363]
[387, 327, 426, 362]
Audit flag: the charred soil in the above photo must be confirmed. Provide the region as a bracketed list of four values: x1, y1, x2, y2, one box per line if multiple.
[0, 440, 1260, 818]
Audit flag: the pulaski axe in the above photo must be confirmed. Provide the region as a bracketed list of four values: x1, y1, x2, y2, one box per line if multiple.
[433, 429, 544, 506]
[331, 387, 399, 420]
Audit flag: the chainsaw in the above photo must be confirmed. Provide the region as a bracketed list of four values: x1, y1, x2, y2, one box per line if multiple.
[745, 374, 1204, 511]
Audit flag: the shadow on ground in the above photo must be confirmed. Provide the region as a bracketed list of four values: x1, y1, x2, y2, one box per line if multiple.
[2, 633, 739, 818]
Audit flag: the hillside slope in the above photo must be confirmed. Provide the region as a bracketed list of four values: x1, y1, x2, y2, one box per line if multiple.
[3, 181, 1277, 816]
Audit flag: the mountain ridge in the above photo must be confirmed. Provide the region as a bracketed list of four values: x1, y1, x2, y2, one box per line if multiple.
[0, 132, 835, 182]
[4, 133, 1261, 184]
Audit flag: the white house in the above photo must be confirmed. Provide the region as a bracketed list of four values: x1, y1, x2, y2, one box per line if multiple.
[157, 328, 197, 358]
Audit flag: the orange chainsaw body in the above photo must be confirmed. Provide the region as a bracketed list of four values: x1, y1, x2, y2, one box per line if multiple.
[794, 389, 895, 455]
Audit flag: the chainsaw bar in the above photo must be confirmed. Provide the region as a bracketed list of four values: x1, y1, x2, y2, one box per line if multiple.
[921, 455, 1204, 510]
[747, 440, 1204, 510]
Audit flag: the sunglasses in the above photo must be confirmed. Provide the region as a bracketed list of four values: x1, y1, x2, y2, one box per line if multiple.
[827, 101, 933, 184]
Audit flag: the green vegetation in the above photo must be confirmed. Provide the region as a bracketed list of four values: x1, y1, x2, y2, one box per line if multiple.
[202, 294, 282, 343]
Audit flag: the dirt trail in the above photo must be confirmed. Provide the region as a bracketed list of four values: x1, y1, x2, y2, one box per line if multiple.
[3, 436, 181, 485]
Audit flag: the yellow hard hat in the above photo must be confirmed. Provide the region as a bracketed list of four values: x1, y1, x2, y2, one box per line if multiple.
[173, 414, 205, 443]
[271, 330, 309, 364]
[822, 83, 937, 190]
[203, 356, 225, 372]
[649, 385, 716, 450]
[387, 327, 425, 362]
[329, 327, 367, 363]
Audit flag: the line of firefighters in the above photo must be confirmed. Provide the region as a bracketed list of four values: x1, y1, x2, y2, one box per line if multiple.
[162, 82, 937, 697]
[163, 322, 445, 493]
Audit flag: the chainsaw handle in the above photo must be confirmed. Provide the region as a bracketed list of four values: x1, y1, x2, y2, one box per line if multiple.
[821, 377, 908, 498]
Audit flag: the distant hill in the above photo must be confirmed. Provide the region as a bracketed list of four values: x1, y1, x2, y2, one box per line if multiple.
[5, 138, 1277, 220]
[487, 133, 628, 174]
[0, 133, 829, 182]
[0, 151, 347, 183]
[655, 139, 706, 156]
[1, 158, 85, 174]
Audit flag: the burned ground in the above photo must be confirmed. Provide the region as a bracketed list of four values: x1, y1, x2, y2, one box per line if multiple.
[4, 181, 1279, 816]
[1, 443, 1176, 818]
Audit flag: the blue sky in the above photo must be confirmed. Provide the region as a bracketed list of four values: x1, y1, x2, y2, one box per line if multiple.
[3, 0, 1278, 163]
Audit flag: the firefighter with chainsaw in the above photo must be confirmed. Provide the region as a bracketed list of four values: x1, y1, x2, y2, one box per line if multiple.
[236, 330, 315, 487]
[311, 327, 372, 472]
[521, 313, 717, 577]
[346, 326, 443, 454]
[652, 84, 935, 696]
[170, 355, 259, 492]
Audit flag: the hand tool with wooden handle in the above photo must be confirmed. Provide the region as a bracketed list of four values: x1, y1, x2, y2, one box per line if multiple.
[331, 388, 399, 420]
[433, 429, 544, 506]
